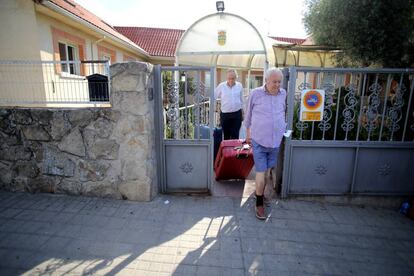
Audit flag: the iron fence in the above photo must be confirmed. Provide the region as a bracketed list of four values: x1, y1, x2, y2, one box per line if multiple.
[0, 60, 110, 106]
[282, 67, 414, 198]
[288, 68, 414, 142]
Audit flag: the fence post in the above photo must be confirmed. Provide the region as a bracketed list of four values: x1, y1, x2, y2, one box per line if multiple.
[273, 68, 290, 193]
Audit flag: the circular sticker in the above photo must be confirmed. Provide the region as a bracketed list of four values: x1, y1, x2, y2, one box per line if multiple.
[303, 90, 323, 110]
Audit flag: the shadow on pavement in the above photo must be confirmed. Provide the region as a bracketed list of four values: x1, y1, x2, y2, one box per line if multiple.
[0, 191, 266, 275]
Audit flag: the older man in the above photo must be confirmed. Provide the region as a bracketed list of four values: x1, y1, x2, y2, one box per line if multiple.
[215, 69, 244, 139]
[245, 68, 286, 220]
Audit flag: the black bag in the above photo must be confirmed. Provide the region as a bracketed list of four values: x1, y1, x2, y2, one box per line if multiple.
[213, 127, 223, 161]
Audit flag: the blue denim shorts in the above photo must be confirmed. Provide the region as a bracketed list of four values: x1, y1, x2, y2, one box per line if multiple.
[251, 140, 279, 172]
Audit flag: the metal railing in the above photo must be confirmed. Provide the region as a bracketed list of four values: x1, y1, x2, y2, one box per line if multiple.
[161, 68, 216, 139]
[0, 60, 110, 106]
[176, 88, 250, 138]
[178, 100, 211, 125]
[288, 67, 414, 142]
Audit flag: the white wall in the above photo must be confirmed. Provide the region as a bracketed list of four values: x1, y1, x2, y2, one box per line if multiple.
[0, 0, 41, 60]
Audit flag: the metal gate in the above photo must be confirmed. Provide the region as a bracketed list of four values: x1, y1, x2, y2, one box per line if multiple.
[153, 65, 215, 193]
[282, 67, 414, 198]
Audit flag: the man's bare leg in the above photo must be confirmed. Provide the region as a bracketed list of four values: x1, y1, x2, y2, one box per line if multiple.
[263, 168, 272, 198]
[256, 169, 272, 206]
[255, 171, 266, 220]
[256, 172, 265, 196]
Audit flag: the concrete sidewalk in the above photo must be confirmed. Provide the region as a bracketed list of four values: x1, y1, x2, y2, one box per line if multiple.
[0, 191, 413, 275]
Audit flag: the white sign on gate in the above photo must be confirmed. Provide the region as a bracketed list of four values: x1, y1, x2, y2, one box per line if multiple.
[300, 89, 325, 121]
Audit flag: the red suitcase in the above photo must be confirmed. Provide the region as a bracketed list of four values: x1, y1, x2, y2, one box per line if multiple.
[214, 139, 254, 180]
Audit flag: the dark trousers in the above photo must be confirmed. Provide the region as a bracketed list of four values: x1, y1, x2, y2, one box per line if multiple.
[220, 109, 242, 140]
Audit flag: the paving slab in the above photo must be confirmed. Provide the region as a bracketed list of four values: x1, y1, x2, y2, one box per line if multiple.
[0, 191, 413, 275]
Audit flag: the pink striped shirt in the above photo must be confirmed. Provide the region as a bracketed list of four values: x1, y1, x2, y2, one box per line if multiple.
[244, 85, 287, 148]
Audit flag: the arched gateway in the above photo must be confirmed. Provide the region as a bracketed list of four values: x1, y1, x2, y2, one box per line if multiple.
[153, 10, 414, 197]
[154, 10, 271, 193]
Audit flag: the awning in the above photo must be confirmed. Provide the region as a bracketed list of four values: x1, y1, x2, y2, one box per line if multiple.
[175, 12, 272, 70]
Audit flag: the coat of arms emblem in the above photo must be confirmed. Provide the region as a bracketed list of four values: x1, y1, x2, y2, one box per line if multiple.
[218, 30, 226, 46]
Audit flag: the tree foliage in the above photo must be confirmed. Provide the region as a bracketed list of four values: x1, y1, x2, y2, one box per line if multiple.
[304, 0, 414, 67]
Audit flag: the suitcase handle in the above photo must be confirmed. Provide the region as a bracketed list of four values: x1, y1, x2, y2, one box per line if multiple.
[234, 143, 251, 159]
[236, 152, 249, 159]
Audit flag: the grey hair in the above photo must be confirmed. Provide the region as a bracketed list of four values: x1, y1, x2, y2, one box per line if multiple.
[265, 67, 283, 81]
[226, 69, 238, 79]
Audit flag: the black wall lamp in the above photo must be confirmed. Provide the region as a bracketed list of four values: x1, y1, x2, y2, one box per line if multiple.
[216, 1, 225, 12]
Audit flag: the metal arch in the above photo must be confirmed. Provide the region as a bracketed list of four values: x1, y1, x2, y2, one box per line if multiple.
[247, 54, 255, 71]
[247, 54, 255, 90]
[317, 53, 324, 67]
[213, 54, 220, 67]
[273, 47, 280, 67]
[290, 51, 298, 66]
[175, 12, 268, 67]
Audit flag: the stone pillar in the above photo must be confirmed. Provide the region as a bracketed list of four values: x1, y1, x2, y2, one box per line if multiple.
[110, 62, 157, 201]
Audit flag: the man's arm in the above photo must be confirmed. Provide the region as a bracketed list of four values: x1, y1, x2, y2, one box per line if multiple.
[214, 83, 221, 100]
[246, 128, 252, 144]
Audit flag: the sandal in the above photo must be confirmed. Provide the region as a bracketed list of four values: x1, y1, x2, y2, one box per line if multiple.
[255, 205, 266, 220]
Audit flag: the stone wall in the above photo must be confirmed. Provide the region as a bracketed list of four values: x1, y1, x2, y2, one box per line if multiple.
[0, 62, 157, 201]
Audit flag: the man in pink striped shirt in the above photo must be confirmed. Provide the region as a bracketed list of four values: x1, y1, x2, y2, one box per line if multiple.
[245, 68, 287, 220]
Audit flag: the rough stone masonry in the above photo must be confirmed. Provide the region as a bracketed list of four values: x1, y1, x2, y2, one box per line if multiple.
[0, 62, 157, 201]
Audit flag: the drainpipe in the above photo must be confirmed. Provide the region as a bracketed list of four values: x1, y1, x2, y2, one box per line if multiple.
[91, 36, 106, 74]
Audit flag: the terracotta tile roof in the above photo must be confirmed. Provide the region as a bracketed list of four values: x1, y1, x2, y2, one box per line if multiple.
[47, 0, 145, 53]
[115, 26, 185, 57]
[269, 36, 307, 45]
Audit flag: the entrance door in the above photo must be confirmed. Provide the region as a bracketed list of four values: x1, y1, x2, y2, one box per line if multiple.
[154, 65, 216, 193]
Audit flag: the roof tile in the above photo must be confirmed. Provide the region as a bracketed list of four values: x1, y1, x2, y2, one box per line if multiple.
[115, 27, 185, 57]
[269, 36, 306, 44]
[48, 0, 144, 53]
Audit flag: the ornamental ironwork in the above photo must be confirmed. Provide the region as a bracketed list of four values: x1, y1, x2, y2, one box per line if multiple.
[362, 82, 382, 140]
[318, 82, 335, 135]
[386, 83, 406, 141]
[315, 165, 328, 175]
[378, 163, 391, 176]
[298, 82, 312, 91]
[341, 84, 358, 139]
[296, 82, 312, 138]
[166, 80, 180, 138]
[192, 81, 209, 127]
[180, 162, 193, 174]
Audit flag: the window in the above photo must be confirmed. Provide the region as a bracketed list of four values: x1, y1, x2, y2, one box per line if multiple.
[250, 75, 263, 88]
[58, 42, 79, 75]
[204, 72, 211, 86]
